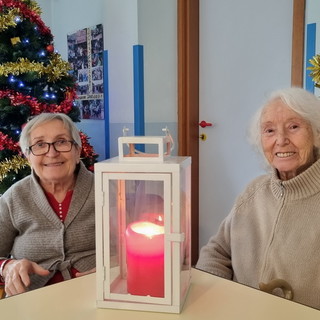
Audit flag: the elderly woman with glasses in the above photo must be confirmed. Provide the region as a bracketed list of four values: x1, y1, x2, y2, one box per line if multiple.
[0, 113, 95, 297]
[197, 87, 320, 310]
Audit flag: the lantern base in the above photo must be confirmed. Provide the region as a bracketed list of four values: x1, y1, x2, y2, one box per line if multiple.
[96, 301, 183, 314]
[96, 291, 190, 314]
[96, 269, 191, 314]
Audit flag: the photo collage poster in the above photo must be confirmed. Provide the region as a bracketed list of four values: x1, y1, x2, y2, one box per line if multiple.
[67, 24, 104, 120]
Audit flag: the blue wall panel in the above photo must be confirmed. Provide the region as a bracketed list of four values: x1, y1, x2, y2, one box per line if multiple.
[306, 23, 316, 93]
[133, 45, 145, 152]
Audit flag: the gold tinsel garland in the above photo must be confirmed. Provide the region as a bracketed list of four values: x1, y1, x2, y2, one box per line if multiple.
[0, 8, 20, 31]
[0, 54, 71, 82]
[46, 54, 72, 82]
[0, 156, 30, 182]
[0, 1, 42, 31]
[21, 0, 42, 15]
[308, 54, 320, 87]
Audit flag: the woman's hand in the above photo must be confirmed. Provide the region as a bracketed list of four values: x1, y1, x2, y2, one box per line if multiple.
[3, 259, 50, 296]
[75, 267, 96, 277]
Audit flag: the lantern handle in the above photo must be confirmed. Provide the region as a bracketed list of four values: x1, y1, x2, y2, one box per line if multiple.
[162, 126, 174, 154]
[119, 127, 174, 159]
[122, 126, 130, 136]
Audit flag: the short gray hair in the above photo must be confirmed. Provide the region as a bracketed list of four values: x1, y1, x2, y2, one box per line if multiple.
[248, 87, 320, 160]
[19, 113, 82, 155]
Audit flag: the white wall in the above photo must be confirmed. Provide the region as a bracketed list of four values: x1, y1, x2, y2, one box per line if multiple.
[37, 0, 177, 158]
[137, 0, 177, 123]
[38, 0, 106, 160]
[199, 0, 294, 248]
[138, 0, 177, 153]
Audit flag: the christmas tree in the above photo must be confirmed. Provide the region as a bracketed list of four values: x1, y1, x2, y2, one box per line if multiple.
[0, 0, 98, 194]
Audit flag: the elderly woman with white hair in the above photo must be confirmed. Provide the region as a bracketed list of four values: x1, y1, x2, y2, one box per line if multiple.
[0, 113, 95, 297]
[196, 87, 320, 309]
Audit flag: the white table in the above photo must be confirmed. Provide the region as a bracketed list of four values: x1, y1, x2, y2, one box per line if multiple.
[1, 268, 319, 319]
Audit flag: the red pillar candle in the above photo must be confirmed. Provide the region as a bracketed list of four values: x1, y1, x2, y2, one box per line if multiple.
[125, 221, 164, 297]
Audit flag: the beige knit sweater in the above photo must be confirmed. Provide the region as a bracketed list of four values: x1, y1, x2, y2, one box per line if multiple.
[197, 158, 320, 309]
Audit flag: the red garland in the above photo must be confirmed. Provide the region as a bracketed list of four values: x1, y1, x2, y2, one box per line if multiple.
[79, 131, 97, 171]
[0, 0, 52, 36]
[79, 131, 97, 159]
[0, 131, 21, 153]
[0, 88, 76, 115]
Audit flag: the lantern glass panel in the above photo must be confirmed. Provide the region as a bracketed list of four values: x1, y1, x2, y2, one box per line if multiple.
[107, 177, 167, 299]
[178, 164, 192, 300]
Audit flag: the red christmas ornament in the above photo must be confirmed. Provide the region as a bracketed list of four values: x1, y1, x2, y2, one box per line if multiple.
[46, 44, 54, 53]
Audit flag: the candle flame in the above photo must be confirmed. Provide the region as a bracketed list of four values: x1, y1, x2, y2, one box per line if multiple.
[131, 222, 164, 238]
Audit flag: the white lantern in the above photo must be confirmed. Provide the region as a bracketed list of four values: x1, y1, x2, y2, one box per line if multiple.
[95, 135, 191, 313]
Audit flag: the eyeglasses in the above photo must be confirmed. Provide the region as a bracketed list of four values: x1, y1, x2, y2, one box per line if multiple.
[28, 139, 76, 156]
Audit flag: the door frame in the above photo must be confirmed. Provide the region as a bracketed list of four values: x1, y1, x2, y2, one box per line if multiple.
[291, 0, 305, 87]
[177, 0, 199, 265]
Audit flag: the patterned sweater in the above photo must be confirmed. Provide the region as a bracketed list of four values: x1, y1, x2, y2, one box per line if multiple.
[197, 158, 320, 309]
[0, 162, 95, 291]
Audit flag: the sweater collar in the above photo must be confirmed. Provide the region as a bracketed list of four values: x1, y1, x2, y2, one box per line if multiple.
[271, 158, 320, 200]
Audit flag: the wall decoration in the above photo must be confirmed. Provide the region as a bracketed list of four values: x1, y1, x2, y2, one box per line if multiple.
[67, 24, 104, 119]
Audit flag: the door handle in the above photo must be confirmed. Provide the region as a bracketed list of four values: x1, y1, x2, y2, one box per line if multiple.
[199, 120, 213, 128]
